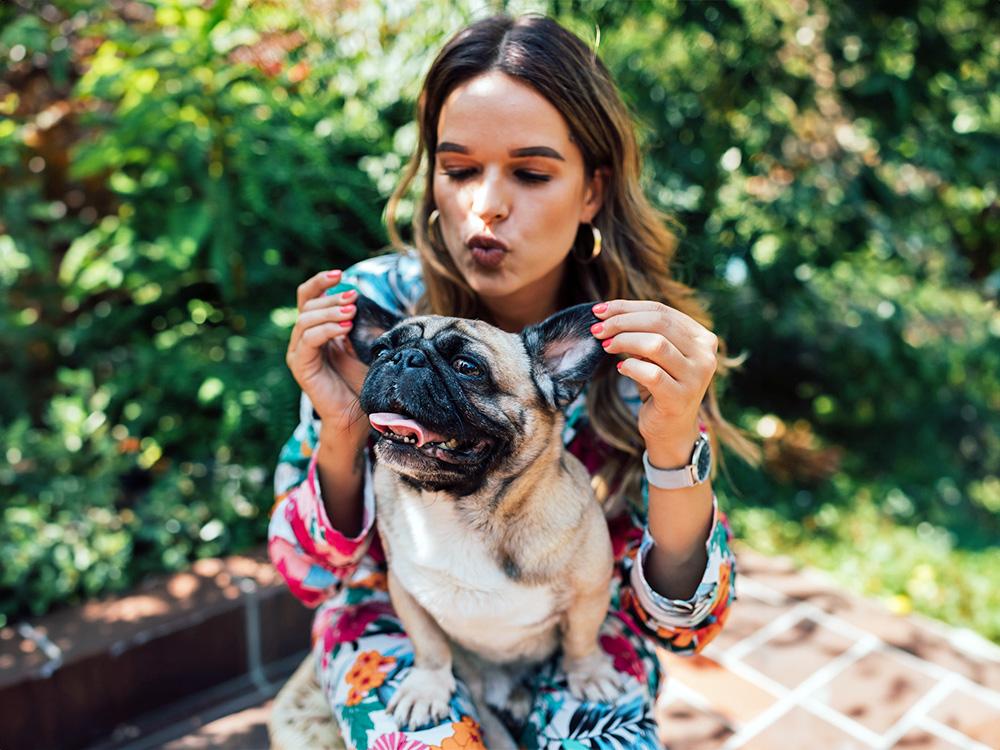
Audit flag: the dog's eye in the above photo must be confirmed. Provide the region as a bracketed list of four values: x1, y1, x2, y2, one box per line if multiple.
[451, 356, 482, 377]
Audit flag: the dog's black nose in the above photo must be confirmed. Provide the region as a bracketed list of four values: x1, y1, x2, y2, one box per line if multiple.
[392, 347, 428, 369]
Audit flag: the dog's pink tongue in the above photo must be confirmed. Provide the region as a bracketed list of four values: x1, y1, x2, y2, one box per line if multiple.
[369, 412, 447, 447]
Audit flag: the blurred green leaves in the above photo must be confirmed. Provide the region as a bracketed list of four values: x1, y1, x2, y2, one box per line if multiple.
[0, 0, 470, 627]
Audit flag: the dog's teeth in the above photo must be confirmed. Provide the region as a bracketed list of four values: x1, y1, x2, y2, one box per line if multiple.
[444, 438, 460, 450]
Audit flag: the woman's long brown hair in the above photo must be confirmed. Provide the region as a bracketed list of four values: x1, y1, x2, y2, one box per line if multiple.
[385, 13, 761, 511]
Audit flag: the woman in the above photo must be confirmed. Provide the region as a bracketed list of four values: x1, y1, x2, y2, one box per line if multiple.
[271, 13, 759, 750]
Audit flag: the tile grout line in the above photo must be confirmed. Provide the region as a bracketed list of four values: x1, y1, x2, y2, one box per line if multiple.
[814, 607, 959, 680]
[760, 633, 885, 744]
[877, 673, 957, 748]
[866, 641, 1000, 710]
[728, 579, 1000, 750]
[952, 680, 1000, 709]
[914, 716, 997, 750]
[796, 697, 886, 748]
[719, 601, 815, 662]
[837, 631, 1000, 710]
[659, 679, 740, 732]
[742, 576, 1000, 688]
[783, 597, 1000, 708]
[735, 578, 792, 605]
[719, 633, 882, 749]
[716, 655, 794, 699]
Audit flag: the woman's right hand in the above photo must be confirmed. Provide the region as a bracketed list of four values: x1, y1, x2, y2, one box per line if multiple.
[286, 270, 369, 434]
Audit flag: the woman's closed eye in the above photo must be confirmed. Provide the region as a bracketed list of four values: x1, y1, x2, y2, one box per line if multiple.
[440, 168, 551, 184]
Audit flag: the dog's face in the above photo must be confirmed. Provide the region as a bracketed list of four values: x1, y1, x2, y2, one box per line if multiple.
[348, 298, 604, 496]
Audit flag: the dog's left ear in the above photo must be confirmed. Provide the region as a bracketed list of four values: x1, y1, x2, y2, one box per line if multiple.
[347, 294, 404, 365]
[521, 302, 604, 408]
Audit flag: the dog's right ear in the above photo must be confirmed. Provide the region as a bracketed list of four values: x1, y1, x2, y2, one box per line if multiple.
[347, 295, 403, 365]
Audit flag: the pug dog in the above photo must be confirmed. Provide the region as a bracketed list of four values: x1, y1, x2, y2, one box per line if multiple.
[347, 296, 623, 746]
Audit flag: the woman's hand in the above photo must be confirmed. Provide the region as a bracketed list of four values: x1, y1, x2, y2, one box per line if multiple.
[286, 270, 369, 433]
[590, 300, 718, 465]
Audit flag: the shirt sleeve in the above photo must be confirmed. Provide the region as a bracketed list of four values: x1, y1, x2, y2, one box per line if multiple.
[578, 376, 737, 655]
[267, 393, 377, 607]
[336, 249, 425, 317]
[268, 252, 423, 607]
[621, 493, 737, 655]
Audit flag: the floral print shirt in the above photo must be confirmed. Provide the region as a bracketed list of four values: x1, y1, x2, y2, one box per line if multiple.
[269, 251, 736, 656]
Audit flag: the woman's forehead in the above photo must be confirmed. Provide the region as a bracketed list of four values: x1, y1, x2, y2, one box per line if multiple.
[436, 72, 576, 158]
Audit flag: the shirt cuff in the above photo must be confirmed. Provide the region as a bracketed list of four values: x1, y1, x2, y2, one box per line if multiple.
[306, 443, 376, 554]
[629, 493, 727, 629]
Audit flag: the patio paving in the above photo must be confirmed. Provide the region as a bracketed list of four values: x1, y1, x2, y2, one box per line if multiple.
[109, 546, 1000, 750]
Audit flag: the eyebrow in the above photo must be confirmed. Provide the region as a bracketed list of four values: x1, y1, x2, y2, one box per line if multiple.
[437, 142, 565, 161]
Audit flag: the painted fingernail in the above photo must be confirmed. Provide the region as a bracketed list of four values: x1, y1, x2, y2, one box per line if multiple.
[592, 302, 608, 314]
[326, 270, 342, 278]
[616, 361, 624, 371]
[342, 289, 357, 299]
[590, 322, 604, 335]
[601, 338, 612, 349]
[339, 321, 352, 328]
[340, 305, 355, 313]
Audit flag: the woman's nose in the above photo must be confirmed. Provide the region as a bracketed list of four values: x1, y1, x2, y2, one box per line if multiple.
[470, 172, 508, 224]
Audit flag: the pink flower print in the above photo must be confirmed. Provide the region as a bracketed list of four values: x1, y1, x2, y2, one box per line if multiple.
[607, 513, 642, 562]
[322, 600, 395, 652]
[371, 732, 431, 750]
[600, 633, 645, 682]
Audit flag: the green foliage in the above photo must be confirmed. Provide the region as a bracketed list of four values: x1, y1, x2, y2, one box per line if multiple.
[556, 0, 998, 637]
[1, 0, 998, 641]
[733, 489, 1000, 644]
[0, 0, 471, 625]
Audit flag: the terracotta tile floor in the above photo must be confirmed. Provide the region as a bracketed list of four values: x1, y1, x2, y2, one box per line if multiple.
[122, 547, 1000, 750]
[655, 549, 1000, 749]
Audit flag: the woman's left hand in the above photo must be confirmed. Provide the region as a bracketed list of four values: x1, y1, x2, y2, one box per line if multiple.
[590, 299, 718, 462]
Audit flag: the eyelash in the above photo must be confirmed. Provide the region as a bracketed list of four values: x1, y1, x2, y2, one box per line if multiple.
[442, 168, 550, 184]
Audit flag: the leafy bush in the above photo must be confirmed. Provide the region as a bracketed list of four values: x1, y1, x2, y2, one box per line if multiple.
[0, 0, 469, 622]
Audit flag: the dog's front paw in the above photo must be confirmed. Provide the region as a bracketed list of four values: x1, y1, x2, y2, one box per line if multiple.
[563, 650, 625, 703]
[387, 666, 456, 728]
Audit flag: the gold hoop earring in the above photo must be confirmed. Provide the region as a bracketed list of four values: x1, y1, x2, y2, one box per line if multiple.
[427, 209, 442, 246]
[573, 223, 602, 263]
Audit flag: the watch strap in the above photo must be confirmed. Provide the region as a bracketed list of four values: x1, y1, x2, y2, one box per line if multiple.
[643, 428, 710, 490]
[643, 449, 697, 489]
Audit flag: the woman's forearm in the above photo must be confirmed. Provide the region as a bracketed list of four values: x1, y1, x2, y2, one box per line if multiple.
[644, 481, 714, 600]
[643, 427, 715, 600]
[315, 420, 370, 538]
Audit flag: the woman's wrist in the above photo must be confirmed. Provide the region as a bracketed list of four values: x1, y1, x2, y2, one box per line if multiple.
[315, 419, 369, 538]
[316, 399, 371, 443]
[642, 418, 701, 468]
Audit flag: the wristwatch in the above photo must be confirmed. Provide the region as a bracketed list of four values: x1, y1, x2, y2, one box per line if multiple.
[642, 430, 712, 490]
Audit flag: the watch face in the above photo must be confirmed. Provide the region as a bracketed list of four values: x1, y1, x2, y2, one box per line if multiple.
[695, 437, 712, 481]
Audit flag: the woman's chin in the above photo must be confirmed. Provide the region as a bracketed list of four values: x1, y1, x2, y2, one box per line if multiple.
[459, 257, 517, 293]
